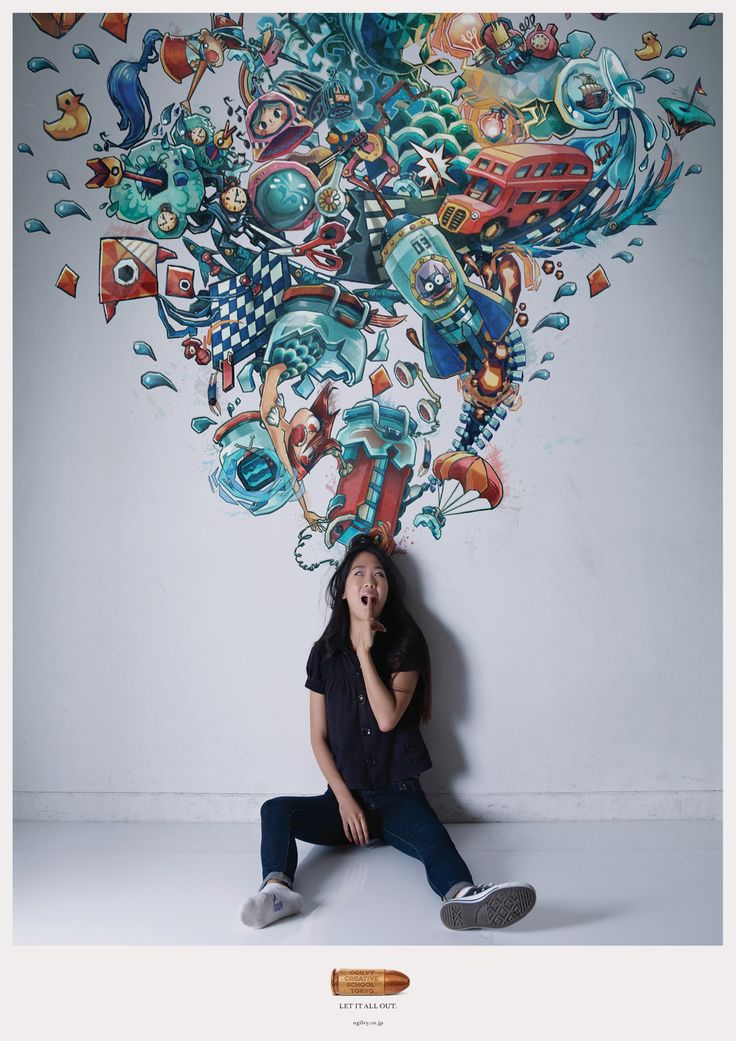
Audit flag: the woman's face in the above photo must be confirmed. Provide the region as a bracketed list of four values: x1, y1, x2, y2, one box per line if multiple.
[342, 551, 388, 619]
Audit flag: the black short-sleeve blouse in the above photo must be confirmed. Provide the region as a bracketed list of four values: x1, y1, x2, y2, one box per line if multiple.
[305, 640, 432, 789]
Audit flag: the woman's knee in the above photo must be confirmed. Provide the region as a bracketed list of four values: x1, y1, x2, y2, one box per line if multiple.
[260, 796, 293, 827]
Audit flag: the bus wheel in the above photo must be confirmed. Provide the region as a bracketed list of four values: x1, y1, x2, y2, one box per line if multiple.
[524, 210, 546, 225]
[480, 219, 506, 243]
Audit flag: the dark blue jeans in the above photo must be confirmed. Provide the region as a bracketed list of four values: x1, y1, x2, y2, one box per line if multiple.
[259, 778, 474, 901]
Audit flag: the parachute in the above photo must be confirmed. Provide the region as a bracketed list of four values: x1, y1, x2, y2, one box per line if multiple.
[413, 450, 503, 539]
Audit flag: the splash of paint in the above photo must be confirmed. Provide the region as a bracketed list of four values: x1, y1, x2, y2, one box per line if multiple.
[192, 417, 216, 433]
[628, 237, 643, 246]
[553, 281, 577, 301]
[141, 372, 177, 391]
[665, 45, 687, 58]
[643, 67, 675, 84]
[612, 251, 634, 263]
[24, 218, 50, 234]
[54, 199, 91, 220]
[689, 14, 716, 29]
[72, 43, 99, 64]
[18, 143, 33, 155]
[530, 370, 550, 381]
[47, 169, 69, 188]
[133, 341, 157, 360]
[533, 312, 569, 333]
[27, 56, 59, 73]
[541, 351, 555, 363]
[686, 164, 702, 175]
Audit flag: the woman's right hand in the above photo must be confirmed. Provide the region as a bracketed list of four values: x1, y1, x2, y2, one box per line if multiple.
[338, 795, 370, 845]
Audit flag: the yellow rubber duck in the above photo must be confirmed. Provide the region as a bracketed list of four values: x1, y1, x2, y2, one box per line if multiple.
[634, 32, 662, 61]
[43, 89, 91, 141]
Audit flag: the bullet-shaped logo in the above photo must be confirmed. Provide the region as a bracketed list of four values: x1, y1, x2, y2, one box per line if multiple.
[331, 969, 410, 995]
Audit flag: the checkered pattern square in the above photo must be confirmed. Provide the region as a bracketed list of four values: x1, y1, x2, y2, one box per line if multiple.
[208, 252, 291, 369]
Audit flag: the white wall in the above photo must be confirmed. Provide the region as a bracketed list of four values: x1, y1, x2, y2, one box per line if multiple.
[13, 12, 722, 821]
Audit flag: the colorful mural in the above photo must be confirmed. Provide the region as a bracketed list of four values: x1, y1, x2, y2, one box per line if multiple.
[19, 12, 719, 568]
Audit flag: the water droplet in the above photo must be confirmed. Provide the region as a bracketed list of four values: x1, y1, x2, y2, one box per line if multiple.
[628, 237, 643, 247]
[227, 403, 235, 417]
[553, 281, 577, 301]
[200, 105, 211, 114]
[27, 56, 58, 73]
[141, 372, 177, 392]
[72, 43, 99, 64]
[530, 370, 550, 381]
[17, 142, 33, 155]
[47, 169, 69, 188]
[541, 351, 555, 363]
[532, 312, 569, 333]
[686, 164, 703, 176]
[665, 45, 687, 58]
[54, 199, 91, 220]
[658, 115, 672, 140]
[643, 67, 675, 84]
[24, 218, 50, 234]
[612, 251, 634, 263]
[192, 417, 216, 433]
[639, 154, 650, 171]
[689, 14, 716, 29]
[234, 398, 241, 406]
[133, 340, 156, 360]
[160, 103, 175, 125]
[93, 142, 103, 152]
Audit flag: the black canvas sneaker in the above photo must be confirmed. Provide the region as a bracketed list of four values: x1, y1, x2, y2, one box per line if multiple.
[440, 881, 536, 930]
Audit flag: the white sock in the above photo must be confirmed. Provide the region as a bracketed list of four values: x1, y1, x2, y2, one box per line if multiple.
[454, 885, 473, 898]
[240, 882, 303, 929]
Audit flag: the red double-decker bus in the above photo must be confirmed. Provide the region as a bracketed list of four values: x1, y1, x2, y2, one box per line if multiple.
[438, 143, 593, 242]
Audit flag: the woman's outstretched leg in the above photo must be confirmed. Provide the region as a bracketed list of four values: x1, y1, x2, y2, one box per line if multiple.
[241, 789, 348, 929]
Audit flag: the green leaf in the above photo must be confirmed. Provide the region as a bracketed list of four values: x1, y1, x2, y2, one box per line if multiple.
[426, 58, 455, 76]
[419, 39, 431, 63]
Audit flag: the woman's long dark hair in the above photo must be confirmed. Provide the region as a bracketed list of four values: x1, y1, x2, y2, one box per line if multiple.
[314, 534, 432, 721]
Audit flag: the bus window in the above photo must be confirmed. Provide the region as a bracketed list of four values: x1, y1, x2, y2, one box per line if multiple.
[556, 189, 575, 201]
[551, 162, 567, 175]
[570, 163, 587, 175]
[537, 190, 554, 203]
[516, 191, 535, 205]
[476, 158, 490, 170]
[514, 165, 532, 178]
[491, 162, 507, 174]
[467, 176, 491, 200]
[533, 164, 548, 177]
[486, 183, 502, 205]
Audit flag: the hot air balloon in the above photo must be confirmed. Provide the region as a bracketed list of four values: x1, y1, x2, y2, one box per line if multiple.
[413, 450, 503, 539]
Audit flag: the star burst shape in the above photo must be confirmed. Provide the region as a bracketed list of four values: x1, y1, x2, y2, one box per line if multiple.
[410, 142, 455, 192]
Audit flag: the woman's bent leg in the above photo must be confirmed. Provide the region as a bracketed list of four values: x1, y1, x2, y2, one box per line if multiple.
[260, 789, 349, 887]
[378, 791, 474, 899]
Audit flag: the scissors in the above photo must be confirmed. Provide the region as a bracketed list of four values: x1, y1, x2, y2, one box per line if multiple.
[290, 221, 347, 272]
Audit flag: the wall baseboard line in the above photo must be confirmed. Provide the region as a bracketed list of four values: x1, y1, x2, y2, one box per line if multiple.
[13, 789, 722, 823]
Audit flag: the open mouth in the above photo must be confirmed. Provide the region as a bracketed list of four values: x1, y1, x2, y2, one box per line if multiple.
[360, 594, 377, 606]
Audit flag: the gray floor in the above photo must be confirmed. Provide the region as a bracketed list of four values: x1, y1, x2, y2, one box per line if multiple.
[13, 819, 722, 945]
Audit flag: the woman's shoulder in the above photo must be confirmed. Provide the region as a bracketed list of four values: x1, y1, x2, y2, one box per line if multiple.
[385, 630, 426, 673]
